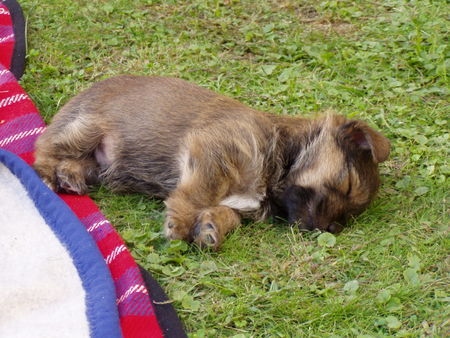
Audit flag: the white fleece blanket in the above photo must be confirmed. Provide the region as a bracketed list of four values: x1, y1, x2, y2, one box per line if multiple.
[0, 149, 122, 338]
[0, 162, 89, 337]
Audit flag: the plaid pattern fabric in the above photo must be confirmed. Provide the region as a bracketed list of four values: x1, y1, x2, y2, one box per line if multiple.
[0, 3, 164, 336]
[0, 3, 14, 71]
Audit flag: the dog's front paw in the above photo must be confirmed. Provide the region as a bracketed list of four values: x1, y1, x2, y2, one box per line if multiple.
[192, 220, 220, 249]
[191, 210, 227, 250]
[163, 215, 192, 241]
[163, 204, 239, 250]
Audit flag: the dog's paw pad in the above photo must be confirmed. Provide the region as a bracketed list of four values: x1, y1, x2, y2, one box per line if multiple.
[57, 179, 86, 195]
[205, 222, 215, 230]
[193, 221, 219, 249]
[204, 233, 216, 246]
[55, 169, 87, 195]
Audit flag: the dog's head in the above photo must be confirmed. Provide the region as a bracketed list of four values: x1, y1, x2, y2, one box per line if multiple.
[277, 115, 390, 233]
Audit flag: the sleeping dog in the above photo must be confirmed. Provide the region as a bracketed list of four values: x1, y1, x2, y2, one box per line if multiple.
[33, 76, 390, 249]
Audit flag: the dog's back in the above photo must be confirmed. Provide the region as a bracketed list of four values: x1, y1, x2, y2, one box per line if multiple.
[34, 76, 276, 197]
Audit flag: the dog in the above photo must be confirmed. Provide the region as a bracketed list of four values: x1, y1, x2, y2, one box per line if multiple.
[33, 75, 390, 250]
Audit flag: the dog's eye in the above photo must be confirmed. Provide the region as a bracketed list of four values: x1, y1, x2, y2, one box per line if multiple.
[343, 165, 354, 197]
[346, 177, 352, 197]
[316, 197, 325, 212]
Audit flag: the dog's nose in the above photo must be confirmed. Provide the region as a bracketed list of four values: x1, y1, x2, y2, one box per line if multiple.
[327, 222, 343, 233]
[290, 216, 315, 231]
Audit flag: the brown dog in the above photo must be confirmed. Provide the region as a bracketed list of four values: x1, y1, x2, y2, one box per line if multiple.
[33, 76, 390, 249]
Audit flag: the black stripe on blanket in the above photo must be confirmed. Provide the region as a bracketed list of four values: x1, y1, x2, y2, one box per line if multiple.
[138, 265, 187, 338]
[3, 0, 26, 80]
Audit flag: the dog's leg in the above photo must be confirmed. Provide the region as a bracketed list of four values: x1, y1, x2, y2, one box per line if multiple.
[163, 186, 208, 243]
[33, 155, 62, 191]
[192, 206, 241, 249]
[53, 157, 99, 194]
[33, 113, 101, 193]
[164, 192, 241, 250]
[163, 129, 261, 249]
[164, 176, 242, 250]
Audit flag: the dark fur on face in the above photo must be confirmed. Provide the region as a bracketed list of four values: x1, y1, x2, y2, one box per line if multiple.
[267, 116, 388, 233]
[33, 75, 390, 250]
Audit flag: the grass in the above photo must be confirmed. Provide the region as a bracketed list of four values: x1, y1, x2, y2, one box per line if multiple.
[20, 0, 448, 336]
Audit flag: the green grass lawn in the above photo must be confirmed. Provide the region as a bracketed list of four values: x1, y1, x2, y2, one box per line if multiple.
[20, 0, 448, 336]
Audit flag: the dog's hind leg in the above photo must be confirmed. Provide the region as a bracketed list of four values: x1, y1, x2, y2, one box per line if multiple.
[52, 157, 99, 194]
[33, 111, 102, 194]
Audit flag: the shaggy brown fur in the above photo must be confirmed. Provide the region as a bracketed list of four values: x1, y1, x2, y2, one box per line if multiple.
[33, 75, 390, 249]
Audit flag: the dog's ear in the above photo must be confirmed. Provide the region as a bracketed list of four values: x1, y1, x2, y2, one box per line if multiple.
[338, 121, 390, 163]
